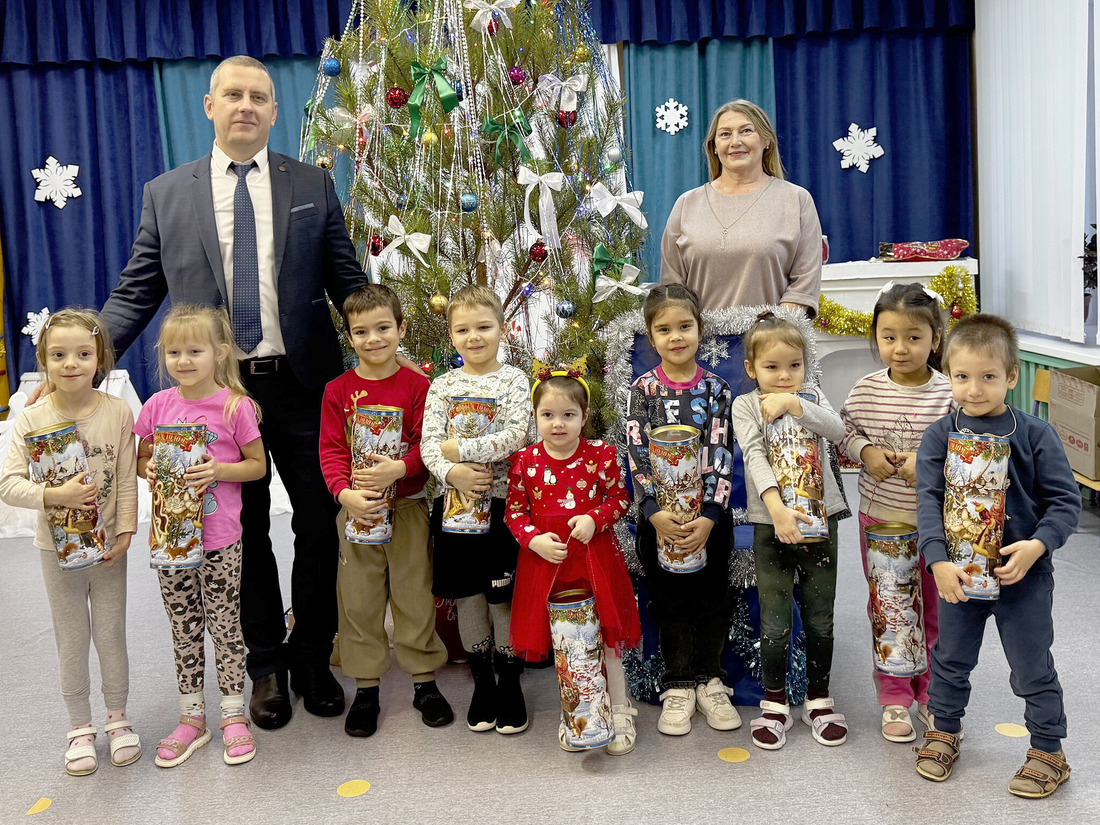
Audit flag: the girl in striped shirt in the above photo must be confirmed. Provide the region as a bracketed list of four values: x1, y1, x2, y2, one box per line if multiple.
[840, 283, 954, 744]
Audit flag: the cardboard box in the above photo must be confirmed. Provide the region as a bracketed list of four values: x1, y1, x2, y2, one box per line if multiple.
[1048, 366, 1100, 479]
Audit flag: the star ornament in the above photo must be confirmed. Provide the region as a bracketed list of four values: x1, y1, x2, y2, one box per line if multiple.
[31, 156, 83, 209]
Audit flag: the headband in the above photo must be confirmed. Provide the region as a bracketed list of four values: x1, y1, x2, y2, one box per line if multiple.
[531, 355, 590, 404]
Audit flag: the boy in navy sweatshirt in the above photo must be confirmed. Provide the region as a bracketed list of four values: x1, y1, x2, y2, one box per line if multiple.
[914, 314, 1079, 799]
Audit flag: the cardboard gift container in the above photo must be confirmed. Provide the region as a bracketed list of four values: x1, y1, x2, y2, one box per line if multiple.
[1049, 366, 1100, 479]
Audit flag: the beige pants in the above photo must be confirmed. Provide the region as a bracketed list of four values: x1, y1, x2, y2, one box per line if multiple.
[336, 498, 446, 686]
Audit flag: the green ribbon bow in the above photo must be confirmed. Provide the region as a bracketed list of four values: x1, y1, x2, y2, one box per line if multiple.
[409, 57, 459, 137]
[591, 244, 632, 288]
[480, 110, 533, 165]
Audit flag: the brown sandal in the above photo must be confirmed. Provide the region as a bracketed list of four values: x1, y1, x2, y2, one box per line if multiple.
[219, 715, 256, 765]
[1009, 748, 1070, 799]
[154, 715, 211, 768]
[914, 729, 961, 781]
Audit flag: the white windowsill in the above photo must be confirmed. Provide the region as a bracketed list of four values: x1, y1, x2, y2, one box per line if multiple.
[1017, 329, 1100, 366]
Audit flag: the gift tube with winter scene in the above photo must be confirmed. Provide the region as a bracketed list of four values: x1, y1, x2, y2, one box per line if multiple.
[943, 432, 1011, 600]
[548, 589, 615, 750]
[765, 390, 829, 542]
[648, 424, 705, 572]
[864, 522, 927, 677]
[440, 396, 497, 534]
[346, 405, 404, 544]
[24, 422, 107, 571]
[149, 423, 207, 569]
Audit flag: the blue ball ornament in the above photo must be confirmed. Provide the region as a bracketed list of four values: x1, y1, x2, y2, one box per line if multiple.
[555, 300, 576, 319]
[323, 57, 342, 77]
[453, 80, 465, 101]
[395, 194, 409, 211]
[460, 193, 478, 212]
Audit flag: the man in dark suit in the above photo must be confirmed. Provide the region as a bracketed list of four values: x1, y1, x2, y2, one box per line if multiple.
[101, 56, 366, 730]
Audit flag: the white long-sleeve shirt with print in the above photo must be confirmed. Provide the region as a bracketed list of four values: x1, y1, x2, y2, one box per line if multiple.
[421, 364, 533, 499]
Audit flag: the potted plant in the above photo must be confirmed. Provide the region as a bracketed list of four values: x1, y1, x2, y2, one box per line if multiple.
[1083, 225, 1097, 322]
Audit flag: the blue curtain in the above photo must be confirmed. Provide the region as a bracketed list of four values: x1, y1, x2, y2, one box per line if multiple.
[156, 57, 325, 167]
[623, 37, 774, 280]
[1, 0, 354, 64]
[773, 32, 974, 263]
[591, 0, 974, 44]
[0, 61, 167, 395]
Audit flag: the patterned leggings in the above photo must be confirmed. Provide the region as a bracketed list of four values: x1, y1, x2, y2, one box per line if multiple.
[156, 542, 246, 696]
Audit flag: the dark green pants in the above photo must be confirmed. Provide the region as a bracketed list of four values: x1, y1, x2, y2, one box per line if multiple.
[753, 517, 838, 696]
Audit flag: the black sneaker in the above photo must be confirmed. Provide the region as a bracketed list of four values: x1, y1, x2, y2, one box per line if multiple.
[413, 680, 454, 727]
[345, 687, 380, 737]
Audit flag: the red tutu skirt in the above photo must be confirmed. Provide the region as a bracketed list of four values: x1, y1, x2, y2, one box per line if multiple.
[509, 513, 641, 661]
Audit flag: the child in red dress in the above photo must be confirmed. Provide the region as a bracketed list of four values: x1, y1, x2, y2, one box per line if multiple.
[506, 362, 641, 754]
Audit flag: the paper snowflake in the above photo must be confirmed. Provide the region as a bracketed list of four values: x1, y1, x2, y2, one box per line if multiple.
[31, 156, 82, 209]
[22, 307, 51, 345]
[832, 123, 883, 173]
[698, 337, 730, 368]
[656, 99, 689, 135]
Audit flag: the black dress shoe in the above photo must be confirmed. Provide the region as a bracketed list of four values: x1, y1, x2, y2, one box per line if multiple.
[291, 665, 346, 717]
[345, 687, 380, 737]
[249, 672, 292, 730]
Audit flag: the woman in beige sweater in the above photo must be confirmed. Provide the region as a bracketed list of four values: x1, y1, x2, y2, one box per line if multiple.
[660, 99, 822, 315]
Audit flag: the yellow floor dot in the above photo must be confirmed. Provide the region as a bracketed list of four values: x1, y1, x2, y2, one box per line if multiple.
[337, 780, 371, 798]
[26, 798, 52, 815]
[995, 723, 1029, 738]
[718, 747, 751, 763]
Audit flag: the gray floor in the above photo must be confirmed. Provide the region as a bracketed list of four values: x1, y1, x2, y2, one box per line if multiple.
[1, 474, 1097, 824]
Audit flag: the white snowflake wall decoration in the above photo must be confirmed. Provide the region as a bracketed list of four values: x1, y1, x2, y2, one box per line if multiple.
[698, 337, 730, 368]
[22, 307, 51, 345]
[31, 156, 82, 209]
[656, 98, 688, 135]
[833, 123, 884, 173]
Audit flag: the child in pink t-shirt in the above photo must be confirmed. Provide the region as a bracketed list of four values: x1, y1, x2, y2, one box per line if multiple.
[134, 306, 265, 768]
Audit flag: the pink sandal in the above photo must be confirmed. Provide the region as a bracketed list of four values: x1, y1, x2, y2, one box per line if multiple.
[154, 715, 211, 768]
[220, 715, 256, 765]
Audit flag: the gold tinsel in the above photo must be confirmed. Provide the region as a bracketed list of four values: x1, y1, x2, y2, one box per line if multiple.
[816, 264, 977, 337]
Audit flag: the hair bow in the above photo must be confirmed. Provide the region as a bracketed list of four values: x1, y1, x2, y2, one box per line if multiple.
[381, 215, 431, 266]
[464, 0, 521, 33]
[535, 72, 589, 113]
[531, 355, 590, 403]
[588, 182, 648, 230]
[874, 279, 946, 308]
[517, 166, 565, 249]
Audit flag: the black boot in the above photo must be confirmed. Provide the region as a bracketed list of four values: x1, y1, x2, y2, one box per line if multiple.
[494, 653, 528, 734]
[466, 650, 497, 732]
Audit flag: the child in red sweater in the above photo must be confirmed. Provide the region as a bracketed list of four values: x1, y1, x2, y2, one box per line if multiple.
[319, 285, 451, 737]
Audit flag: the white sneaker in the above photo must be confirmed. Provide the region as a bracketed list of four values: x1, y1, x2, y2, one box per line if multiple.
[606, 703, 638, 755]
[657, 688, 696, 735]
[696, 678, 742, 731]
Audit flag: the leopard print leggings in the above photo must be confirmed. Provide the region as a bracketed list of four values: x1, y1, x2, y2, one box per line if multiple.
[157, 541, 245, 695]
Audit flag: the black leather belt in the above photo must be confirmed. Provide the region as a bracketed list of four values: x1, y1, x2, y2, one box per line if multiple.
[242, 355, 288, 375]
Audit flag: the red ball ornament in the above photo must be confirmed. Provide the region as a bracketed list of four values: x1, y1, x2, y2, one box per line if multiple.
[368, 235, 385, 256]
[556, 109, 577, 128]
[951, 303, 963, 320]
[529, 240, 548, 263]
[508, 66, 527, 86]
[486, 17, 500, 34]
[386, 86, 410, 109]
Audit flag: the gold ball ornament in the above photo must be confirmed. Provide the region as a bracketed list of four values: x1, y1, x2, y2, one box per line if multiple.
[316, 154, 335, 170]
[573, 44, 590, 62]
[421, 129, 439, 147]
[428, 294, 448, 315]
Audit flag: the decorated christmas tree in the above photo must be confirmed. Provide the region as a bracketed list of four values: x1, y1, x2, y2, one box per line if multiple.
[301, 0, 648, 434]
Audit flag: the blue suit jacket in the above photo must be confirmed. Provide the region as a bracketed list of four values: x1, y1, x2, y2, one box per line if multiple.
[101, 150, 366, 389]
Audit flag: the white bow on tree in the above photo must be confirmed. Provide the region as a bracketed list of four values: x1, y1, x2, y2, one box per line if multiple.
[381, 215, 431, 266]
[536, 72, 589, 112]
[588, 182, 648, 230]
[463, 0, 522, 33]
[517, 166, 565, 249]
[593, 265, 649, 303]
